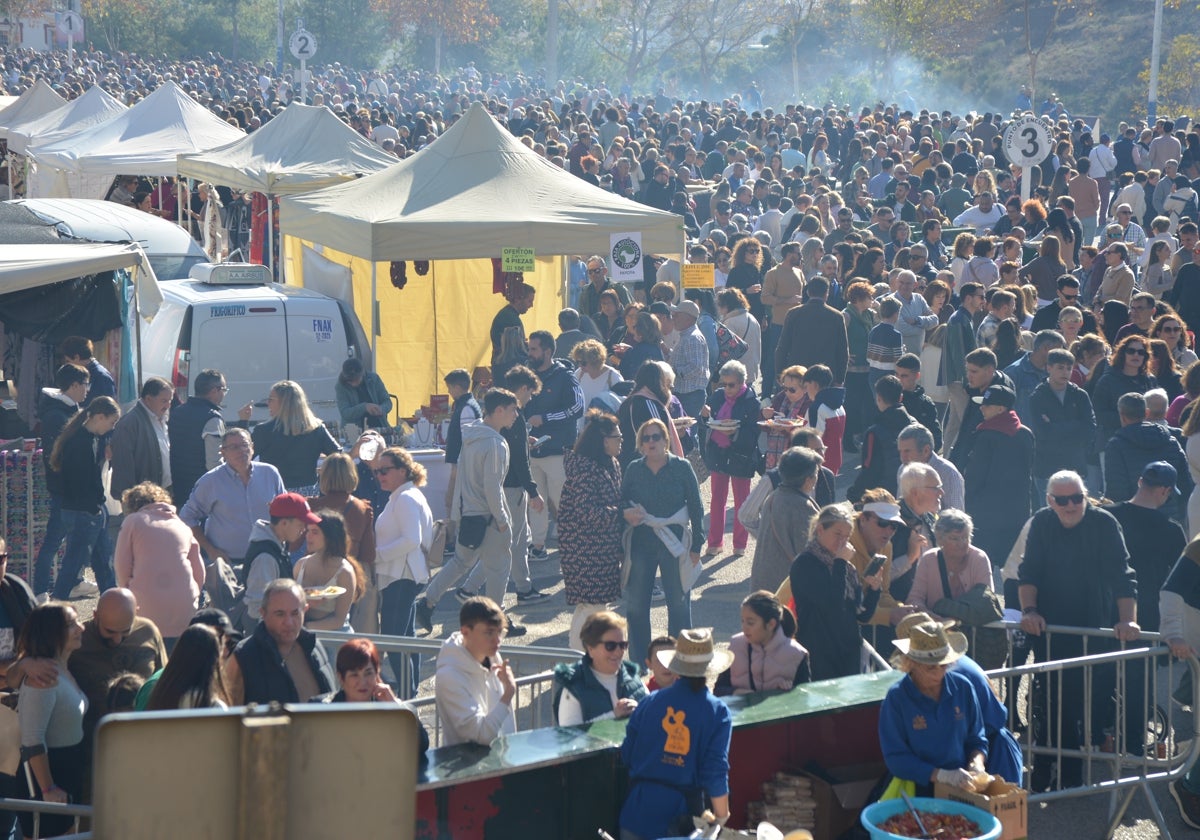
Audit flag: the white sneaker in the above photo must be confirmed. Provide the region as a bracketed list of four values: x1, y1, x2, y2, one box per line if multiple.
[68, 580, 99, 599]
[35, 592, 49, 605]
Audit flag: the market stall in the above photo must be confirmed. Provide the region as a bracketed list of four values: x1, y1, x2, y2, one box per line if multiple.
[278, 100, 685, 413]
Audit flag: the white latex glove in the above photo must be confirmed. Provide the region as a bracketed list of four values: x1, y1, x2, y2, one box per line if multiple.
[934, 767, 975, 789]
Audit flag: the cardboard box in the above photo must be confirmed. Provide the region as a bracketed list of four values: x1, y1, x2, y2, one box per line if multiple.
[934, 779, 1028, 840]
[799, 763, 886, 840]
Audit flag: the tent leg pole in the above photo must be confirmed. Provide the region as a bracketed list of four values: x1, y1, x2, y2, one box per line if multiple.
[268, 198, 274, 279]
[370, 262, 378, 361]
[431, 262, 439, 393]
[134, 267, 143, 388]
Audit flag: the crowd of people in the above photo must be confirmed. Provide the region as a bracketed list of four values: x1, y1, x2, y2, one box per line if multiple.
[12, 41, 1200, 832]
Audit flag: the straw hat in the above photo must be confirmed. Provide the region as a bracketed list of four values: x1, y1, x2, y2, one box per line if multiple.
[892, 620, 968, 666]
[656, 628, 735, 678]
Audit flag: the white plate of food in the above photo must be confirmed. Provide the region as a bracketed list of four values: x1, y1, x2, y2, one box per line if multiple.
[673, 416, 697, 428]
[305, 585, 347, 602]
[707, 419, 740, 431]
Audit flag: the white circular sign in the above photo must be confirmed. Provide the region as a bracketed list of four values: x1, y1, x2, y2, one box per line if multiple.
[289, 29, 317, 60]
[57, 11, 83, 35]
[1003, 115, 1052, 167]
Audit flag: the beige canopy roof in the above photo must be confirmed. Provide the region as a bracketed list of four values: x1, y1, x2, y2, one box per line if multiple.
[176, 102, 397, 195]
[279, 101, 684, 261]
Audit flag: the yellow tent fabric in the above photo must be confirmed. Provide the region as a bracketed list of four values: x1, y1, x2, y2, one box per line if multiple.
[284, 236, 564, 415]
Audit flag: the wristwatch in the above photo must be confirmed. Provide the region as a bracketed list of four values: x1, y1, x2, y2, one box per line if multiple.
[1022, 606, 1039, 615]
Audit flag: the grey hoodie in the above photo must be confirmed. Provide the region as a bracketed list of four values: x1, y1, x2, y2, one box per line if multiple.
[451, 420, 510, 530]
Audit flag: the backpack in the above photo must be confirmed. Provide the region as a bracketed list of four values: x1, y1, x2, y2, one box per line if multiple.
[203, 556, 245, 626]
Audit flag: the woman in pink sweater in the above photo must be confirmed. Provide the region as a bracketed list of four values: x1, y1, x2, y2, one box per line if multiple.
[114, 482, 205, 646]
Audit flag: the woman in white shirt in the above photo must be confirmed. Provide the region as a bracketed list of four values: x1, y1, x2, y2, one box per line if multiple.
[572, 339, 624, 422]
[373, 447, 433, 698]
[552, 611, 646, 726]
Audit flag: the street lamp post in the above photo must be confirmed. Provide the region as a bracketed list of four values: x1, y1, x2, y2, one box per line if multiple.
[1148, 0, 1164, 122]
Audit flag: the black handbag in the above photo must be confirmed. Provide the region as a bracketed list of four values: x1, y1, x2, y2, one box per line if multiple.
[456, 496, 491, 550]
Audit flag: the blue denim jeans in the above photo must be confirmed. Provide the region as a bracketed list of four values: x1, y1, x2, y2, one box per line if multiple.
[380, 579, 421, 699]
[32, 492, 66, 595]
[52, 509, 114, 600]
[624, 540, 691, 672]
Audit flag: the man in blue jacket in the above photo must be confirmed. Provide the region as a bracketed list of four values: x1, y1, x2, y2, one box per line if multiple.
[524, 331, 583, 558]
[1104, 392, 1192, 524]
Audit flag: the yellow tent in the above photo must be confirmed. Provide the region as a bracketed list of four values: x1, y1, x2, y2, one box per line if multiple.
[283, 237, 565, 416]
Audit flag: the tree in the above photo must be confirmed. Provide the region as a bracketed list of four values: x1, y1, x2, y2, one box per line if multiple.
[679, 0, 787, 97]
[1139, 33, 1200, 118]
[561, 0, 686, 89]
[1017, 0, 1091, 105]
[372, 0, 496, 73]
[852, 0, 995, 92]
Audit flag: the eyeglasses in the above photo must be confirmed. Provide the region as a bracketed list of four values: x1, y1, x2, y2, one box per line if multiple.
[221, 442, 250, 452]
[720, 380, 741, 389]
[587, 267, 605, 275]
[783, 385, 801, 394]
[1060, 293, 1078, 301]
[600, 640, 630, 652]
[215, 385, 230, 393]
[924, 485, 944, 493]
[372, 466, 395, 476]
[641, 433, 665, 444]
[605, 434, 624, 440]
[1051, 492, 1085, 506]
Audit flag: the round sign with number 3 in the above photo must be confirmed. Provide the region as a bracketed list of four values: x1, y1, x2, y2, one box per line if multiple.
[1003, 115, 1052, 168]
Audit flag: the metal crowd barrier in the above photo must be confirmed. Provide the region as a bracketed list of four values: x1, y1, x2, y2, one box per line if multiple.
[313, 629, 581, 699]
[976, 621, 1200, 840]
[0, 796, 92, 839]
[407, 669, 558, 749]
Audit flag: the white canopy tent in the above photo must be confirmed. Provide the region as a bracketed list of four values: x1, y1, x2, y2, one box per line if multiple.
[7, 85, 126, 155]
[278, 100, 683, 261]
[177, 102, 397, 267]
[0, 80, 66, 139]
[0, 81, 67, 197]
[176, 102, 396, 194]
[26, 81, 244, 184]
[5, 86, 128, 199]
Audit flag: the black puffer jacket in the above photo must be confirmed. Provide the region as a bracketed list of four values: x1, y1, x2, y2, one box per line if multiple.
[704, 385, 761, 478]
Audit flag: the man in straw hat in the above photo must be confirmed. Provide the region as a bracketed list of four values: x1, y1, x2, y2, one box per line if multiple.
[893, 613, 1022, 785]
[619, 628, 733, 839]
[879, 617, 989, 796]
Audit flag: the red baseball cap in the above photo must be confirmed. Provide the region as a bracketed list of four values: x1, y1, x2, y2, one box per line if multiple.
[268, 492, 320, 524]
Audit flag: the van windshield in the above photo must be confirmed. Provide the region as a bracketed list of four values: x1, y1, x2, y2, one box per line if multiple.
[151, 254, 209, 281]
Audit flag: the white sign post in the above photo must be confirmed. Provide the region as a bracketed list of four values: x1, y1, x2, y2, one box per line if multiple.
[289, 25, 317, 103]
[1003, 115, 1052, 204]
[57, 11, 83, 66]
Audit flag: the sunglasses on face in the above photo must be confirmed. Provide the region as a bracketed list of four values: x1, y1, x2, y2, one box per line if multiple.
[641, 433, 665, 444]
[1125, 347, 1146, 356]
[599, 640, 630, 652]
[1061, 293, 1078, 301]
[869, 516, 898, 531]
[372, 466, 395, 476]
[1051, 492, 1085, 506]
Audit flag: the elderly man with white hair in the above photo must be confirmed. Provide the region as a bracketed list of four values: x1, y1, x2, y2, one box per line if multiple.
[888, 462, 943, 603]
[897, 423, 965, 511]
[1018, 468, 1139, 790]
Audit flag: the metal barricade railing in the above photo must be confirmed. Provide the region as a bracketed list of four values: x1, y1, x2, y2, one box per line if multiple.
[0, 796, 92, 839]
[407, 669, 558, 749]
[978, 620, 1200, 840]
[313, 629, 580, 699]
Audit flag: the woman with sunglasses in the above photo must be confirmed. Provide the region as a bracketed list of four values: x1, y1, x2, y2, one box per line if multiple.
[760, 364, 811, 470]
[700, 360, 761, 558]
[1152, 313, 1198, 369]
[621, 419, 705, 670]
[553, 611, 646, 726]
[1092, 334, 1158, 449]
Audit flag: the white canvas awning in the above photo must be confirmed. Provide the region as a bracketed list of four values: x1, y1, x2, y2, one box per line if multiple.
[0, 81, 67, 139]
[279, 101, 684, 261]
[26, 81, 244, 176]
[176, 102, 396, 195]
[0, 242, 162, 317]
[6, 85, 127, 155]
